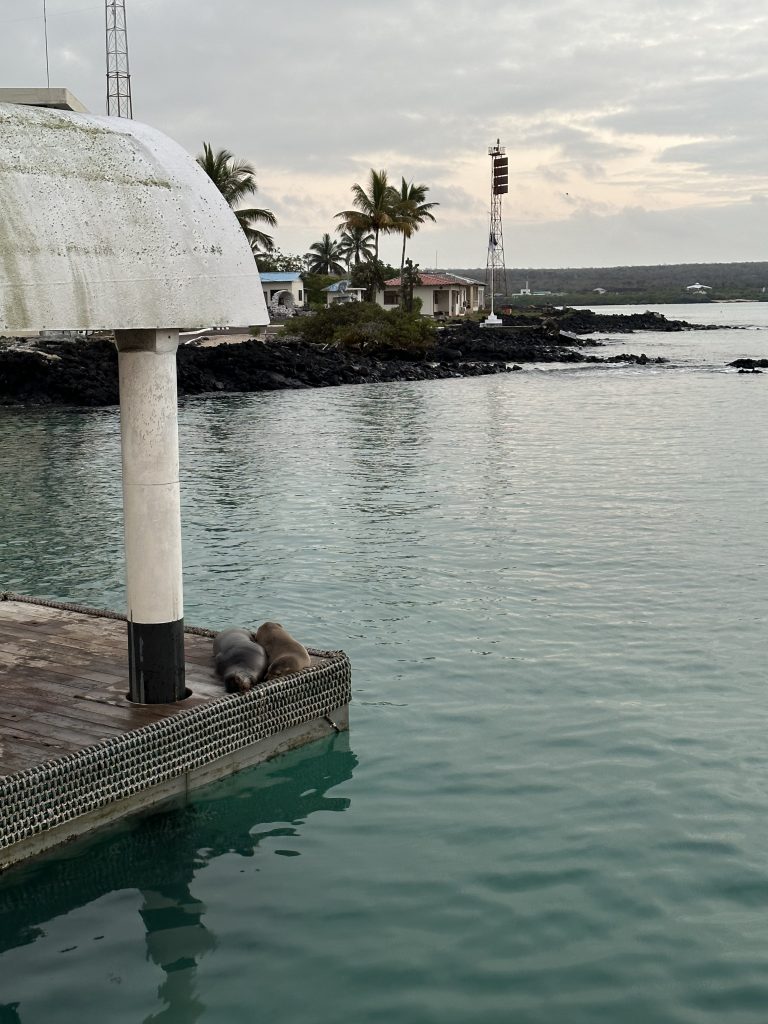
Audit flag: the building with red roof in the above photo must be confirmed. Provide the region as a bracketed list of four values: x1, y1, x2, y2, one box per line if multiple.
[377, 272, 485, 317]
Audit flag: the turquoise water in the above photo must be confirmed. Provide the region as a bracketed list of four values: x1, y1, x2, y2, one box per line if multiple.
[1, 304, 767, 1023]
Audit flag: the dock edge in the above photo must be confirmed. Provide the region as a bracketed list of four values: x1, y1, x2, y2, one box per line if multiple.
[0, 592, 351, 872]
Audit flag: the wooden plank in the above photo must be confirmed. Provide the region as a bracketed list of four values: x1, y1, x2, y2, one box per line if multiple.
[0, 737, 63, 774]
[0, 602, 234, 777]
[0, 626, 212, 667]
[0, 711, 120, 749]
[0, 608, 123, 633]
[0, 625, 133, 662]
[3, 679, 222, 729]
[0, 601, 216, 648]
[0, 639, 129, 676]
[0, 622, 215, 674]
[0, 721, 74, 756]
[0, 648, 125, 690]
[0, 688, 163, 731]
[0, 673, 169, 715]
[0, 651, 221, 707]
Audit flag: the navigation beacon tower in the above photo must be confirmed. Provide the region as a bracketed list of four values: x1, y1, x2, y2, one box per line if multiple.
[105, 0, 133, 117]
[485, 140, 508, 323]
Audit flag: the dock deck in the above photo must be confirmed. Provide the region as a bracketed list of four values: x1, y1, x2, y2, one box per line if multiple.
[0, 594, 351, 871]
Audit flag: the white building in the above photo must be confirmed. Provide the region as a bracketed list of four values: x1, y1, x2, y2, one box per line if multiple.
[440, 273, 486, 311]
[260, 272, 305, 313]
[323, 280, 366, 306]
[376, 273, 485, 317]
[686, 282, 712, 294]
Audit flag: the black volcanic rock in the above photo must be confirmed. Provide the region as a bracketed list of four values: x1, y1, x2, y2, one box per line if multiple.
[435, 321, 579, 363]
[0, 337, 513, 408]
[729, 358, 768, 369]
[0, 339, 119, 406]
[554, 309, 718, 334]
[1, 308, 711, 409]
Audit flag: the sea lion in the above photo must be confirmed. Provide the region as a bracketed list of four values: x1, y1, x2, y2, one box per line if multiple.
[212, 628, 268, 693]
[254, 621, 312, 680]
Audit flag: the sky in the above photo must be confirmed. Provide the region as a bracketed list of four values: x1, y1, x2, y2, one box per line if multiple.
[1, 0, 767, 272]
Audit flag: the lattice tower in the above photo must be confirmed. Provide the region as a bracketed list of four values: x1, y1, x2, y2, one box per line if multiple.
[106, 0, 133, 118]
[485, 140, 508, 312]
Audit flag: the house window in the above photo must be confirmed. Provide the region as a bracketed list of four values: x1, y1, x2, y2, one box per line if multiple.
[383, 290, 399, 305]
[298, 290, 303, 301]
[433, 291, 440, 305]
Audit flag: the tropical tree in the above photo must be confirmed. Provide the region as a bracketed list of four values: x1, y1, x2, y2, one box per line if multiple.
[196, 142, 277, 253]
[256, 248, 306, 273]
[350, 258, 398, 303]
[336, 225, 375, 269]
[395, 178, 439, 284]
[305, 233, 346, 275]
[335, 169, 398, 263]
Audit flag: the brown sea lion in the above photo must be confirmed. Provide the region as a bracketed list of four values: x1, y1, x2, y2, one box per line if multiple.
[254, 621, 312, 680]
[213, 628, 268, 693]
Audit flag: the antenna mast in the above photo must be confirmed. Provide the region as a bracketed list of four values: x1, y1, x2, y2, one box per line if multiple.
[105, 0, 133, 118]
[485, 140, 508, 318]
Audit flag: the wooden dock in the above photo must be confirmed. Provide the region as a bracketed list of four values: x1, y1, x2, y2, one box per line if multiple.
[0, 594, 351, 872]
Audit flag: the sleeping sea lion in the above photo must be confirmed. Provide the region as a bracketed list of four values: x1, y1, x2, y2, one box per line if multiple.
[212, 628, 268, 693]
[254, 621, 312, 680]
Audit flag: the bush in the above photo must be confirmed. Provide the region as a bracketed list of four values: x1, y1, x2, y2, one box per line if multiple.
[302, 272, 339, 306]
[292, 302, 435, 355]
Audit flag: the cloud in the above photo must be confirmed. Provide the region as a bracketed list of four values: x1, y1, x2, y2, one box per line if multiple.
[492, 201, 768, 268]
[1, 0, 765, 265]
[658, 135, 768, 175]
[598, 73, 768, 138]
[519, 125, 639, 163]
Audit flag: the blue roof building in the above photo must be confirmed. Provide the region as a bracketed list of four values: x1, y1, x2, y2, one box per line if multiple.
[322, 280, 365, 306]
[260, 272, 304, 313]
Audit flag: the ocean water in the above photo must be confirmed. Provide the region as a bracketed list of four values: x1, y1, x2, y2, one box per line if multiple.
[0, 303, 767, 1023]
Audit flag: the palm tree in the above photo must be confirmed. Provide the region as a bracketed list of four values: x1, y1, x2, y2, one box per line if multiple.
[196, 142, 277, 253]
[395, 178, 439, 284]
[335, 169, 398, 263]
[305, 233, 346, 275]
[336, 225, 375, 269]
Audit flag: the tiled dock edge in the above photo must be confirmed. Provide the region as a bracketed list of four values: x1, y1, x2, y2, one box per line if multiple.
[0, 592, 352, 863]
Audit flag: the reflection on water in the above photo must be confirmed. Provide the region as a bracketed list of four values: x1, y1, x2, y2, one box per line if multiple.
[0, 409, 123, 607]
[0, 735, 356, 1023]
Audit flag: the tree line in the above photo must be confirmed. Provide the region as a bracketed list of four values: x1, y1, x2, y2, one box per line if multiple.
[195, 145, 438, 300]
[450, 262, 768, 293]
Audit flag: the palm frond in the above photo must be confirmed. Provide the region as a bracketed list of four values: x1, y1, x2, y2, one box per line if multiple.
[197, 141, 277, 252]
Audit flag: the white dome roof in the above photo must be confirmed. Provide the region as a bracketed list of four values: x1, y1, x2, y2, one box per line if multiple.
[0, 101, 268, 331]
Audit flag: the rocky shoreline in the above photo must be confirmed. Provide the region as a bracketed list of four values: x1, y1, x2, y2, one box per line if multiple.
[0, 310, 724, 408]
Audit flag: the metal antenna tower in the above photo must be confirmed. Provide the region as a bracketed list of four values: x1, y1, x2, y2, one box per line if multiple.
[485, 140, 508, 318]
[105, 0, 133, 118]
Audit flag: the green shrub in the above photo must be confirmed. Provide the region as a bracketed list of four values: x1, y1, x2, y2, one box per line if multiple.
[292, 302, 435, 354]
[301, 273, 339, 306]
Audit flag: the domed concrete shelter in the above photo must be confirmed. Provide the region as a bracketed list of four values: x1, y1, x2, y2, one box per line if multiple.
[0, 89, 268, 703]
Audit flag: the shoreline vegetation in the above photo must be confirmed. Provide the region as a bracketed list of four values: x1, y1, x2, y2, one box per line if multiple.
[0, 306, 744, 409]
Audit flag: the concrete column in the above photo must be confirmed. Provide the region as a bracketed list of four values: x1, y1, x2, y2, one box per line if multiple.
[114, 329, 185, 703]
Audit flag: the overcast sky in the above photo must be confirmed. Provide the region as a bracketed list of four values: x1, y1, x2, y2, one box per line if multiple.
[2, 0, 767, 272]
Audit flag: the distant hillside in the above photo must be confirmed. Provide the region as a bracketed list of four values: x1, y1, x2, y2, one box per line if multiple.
[443, 262, 768, 293]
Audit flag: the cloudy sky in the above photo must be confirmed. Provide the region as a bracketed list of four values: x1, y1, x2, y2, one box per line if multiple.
[2, 0, 767, 271]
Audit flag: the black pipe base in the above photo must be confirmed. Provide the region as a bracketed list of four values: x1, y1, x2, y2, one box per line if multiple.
[127, 618, 186, 703]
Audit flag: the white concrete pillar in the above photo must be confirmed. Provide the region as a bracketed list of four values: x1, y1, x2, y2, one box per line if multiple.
[115, 329, 186, 703]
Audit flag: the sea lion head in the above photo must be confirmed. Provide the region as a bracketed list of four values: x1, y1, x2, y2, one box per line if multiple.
[254, 621, 283, 645]
[224, 670, 254, 694]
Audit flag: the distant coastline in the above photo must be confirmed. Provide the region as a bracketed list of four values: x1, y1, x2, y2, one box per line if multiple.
[445, 260, 768, 307]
